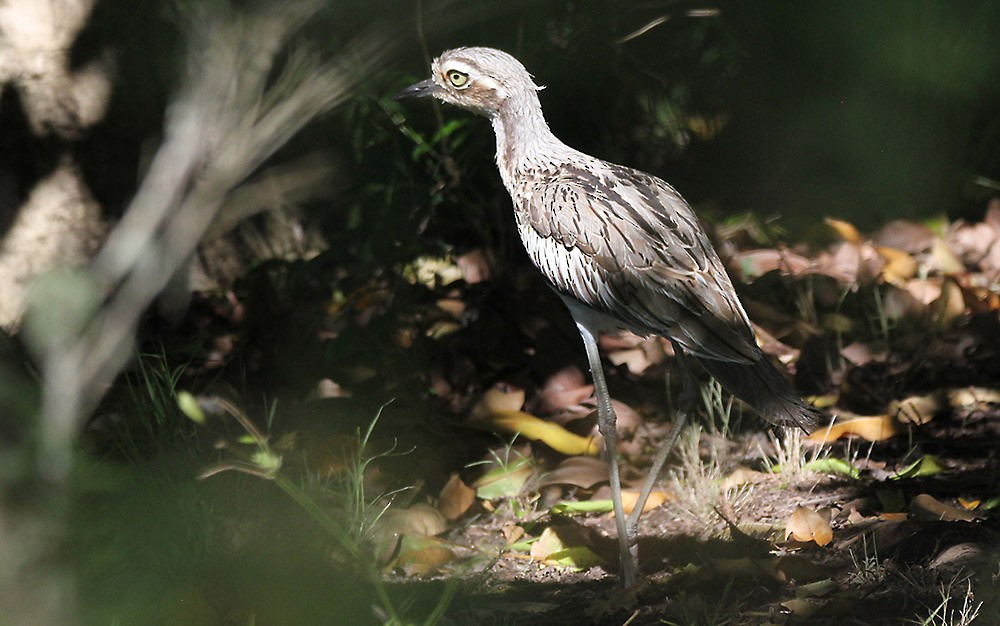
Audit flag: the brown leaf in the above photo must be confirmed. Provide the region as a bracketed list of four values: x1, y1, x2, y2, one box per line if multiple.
[903, 277, 942, 305]
[874, 219, 935, 253]
[394, 535, 457, 575]
[437, 472, 475, 521]
[722, 466, 769, 490]
[909, 494, 982, 522]
[435, 298, 466, 320]
[730, 248, 812, 280]
[880, 284, 928, 321]
[538, 456, 609, 489]
[947, 221, 997, 265]
[535, 366, 593, 414]
[785, 506, 833, 546]
[371, 503, 449, 563]
[456, 248, 491, 284]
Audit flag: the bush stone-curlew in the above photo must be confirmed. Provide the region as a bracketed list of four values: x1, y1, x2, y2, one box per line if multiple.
[398, 46, 820, 586]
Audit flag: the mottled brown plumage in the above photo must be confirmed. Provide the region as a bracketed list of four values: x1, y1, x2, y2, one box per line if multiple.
[399, 46, 820, 585]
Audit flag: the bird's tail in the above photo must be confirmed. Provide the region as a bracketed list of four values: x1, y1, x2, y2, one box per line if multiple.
[694, 354, 822, 432]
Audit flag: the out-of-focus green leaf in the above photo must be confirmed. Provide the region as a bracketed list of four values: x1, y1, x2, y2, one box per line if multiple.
[802, 458, 860, 479]
[892, 455, 944, 480]
[473, 456, 533, 500]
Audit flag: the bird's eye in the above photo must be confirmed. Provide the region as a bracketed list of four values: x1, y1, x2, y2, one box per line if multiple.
[446, 70, 469, 87]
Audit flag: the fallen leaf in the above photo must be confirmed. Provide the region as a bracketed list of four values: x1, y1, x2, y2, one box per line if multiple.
[484, 410, 600, 456]
[402, 255, 462, 287]
[620, 488, 672, 514]
[425, 319, 462, 339]
[535, 366, 593, 414]
[932, 276, 967, 329]
[903, 277, 942, 305]
[473, 455, 534, 500]
[371, 503, 449, 563]
[393, 535, 457, 575]
[607, 347, 651, 375]
[947, 221, 997, 264]
[958, 497, 981, 511]
[782, 598, 824, 619]
[549, 500, 613, 515]
[785, 506, 833, 546]
[435, 298, 466, 320]
[825, 218, 862, 244]
[707, 556, 827, 583]
[909, 494, 982, 522]
[801, 458, 860, 479]
[539, 456, 609, 489]
[529, 526, 606, 569]
[437, 472, 476, 520]
[947, 387, 1000, 408]
[470, 383, 525, 420]
[722, 466, 769, 490]
[880, 284, 928, 321]
[889, 392, 945, 425]
[555, 487, 672, 516]
[928, 239, 965, 274]
[806, 414, 897, 443]
[892, 455, 944, 480]
[877, 246, 918, 283]
[456, 248, 491, 284]
[731, 248, 812, 280]
[875, 219, 935, 253]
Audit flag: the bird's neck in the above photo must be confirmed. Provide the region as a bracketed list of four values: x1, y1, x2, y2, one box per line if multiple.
[491, 90, 568, 191]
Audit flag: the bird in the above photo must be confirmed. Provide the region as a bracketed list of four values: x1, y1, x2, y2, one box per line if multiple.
[397, 46, 820, 586]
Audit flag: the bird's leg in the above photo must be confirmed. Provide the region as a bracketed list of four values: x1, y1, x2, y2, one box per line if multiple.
[576, 323, 636, 587]
[625, 345, 697, 542]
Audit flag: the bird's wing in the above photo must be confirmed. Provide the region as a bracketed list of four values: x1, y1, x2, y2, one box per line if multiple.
[517, 161, 759, 363]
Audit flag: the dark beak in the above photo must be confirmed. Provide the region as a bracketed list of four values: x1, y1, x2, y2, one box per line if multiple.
[395, 78, 440, 100]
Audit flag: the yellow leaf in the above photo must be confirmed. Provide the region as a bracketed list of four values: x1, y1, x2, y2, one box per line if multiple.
[877, 246, 917, 283]
[620, 488, 672, 514]
[806, 414, 897, 443]
[785, 506, 833, 546]
[932, 276, 966, 330]
[958, 497, 981, 511]
[825, 218, 862, 244]
[486, 410, 600, 456]
[928, 239, 965, 274]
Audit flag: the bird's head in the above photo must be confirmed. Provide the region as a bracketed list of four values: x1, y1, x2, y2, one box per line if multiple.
[396, 47, 542, 118]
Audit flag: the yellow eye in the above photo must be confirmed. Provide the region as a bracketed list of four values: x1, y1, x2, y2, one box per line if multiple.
[446, 70, 469, 87]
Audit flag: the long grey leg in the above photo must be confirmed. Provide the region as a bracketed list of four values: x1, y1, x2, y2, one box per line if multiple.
[576, 323, 636, 587]
[625, 344, 698, 540]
